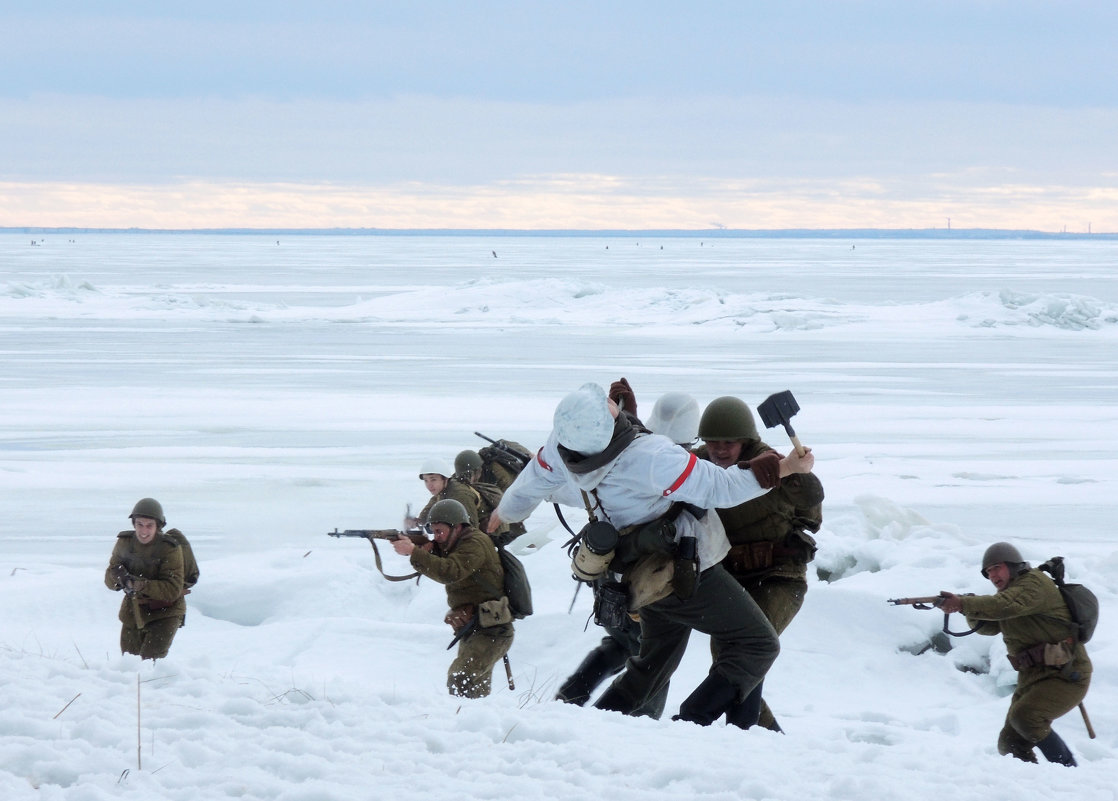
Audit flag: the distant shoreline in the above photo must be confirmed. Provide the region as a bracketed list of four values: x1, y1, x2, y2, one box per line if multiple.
[4, 226, 1115, 240]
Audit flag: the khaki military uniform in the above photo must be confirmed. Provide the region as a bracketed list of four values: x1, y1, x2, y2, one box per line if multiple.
[962, 568, 1091, 761]
[418, 478, 484, 528]
[104, 529, 191, 659]
[695, 441, 823, 729]
[410, 527, 514, 698]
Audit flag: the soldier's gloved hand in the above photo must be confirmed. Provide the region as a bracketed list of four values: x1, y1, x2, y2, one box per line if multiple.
[110, 564, 132, 591]
[121, 572, 147, 595]
[608, 377, 637, 417]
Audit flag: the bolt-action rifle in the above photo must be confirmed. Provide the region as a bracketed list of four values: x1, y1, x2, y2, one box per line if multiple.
[890, 593, 1097, 738]
[474, 431, 531, 466]
[888, 593, 979, 637]
[327, 528, 430, 582]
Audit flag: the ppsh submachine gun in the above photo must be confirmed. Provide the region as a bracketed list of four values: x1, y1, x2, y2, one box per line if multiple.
[327, 528, 430, 582]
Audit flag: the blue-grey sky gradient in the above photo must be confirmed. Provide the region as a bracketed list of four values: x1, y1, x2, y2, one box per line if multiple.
[3, 1, 1117, 229]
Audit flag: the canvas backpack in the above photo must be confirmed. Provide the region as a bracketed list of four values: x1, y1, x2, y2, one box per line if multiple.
[497, 545, 533, 619]
[1038, 556, 1099, 644]
[163, 528, 200, 590]
[478, 439, 533, 490]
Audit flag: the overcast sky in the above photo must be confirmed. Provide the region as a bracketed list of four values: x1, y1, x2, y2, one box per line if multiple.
[3, 1, 1117, 230]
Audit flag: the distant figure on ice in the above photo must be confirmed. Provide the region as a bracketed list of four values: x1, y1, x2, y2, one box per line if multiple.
[392, 499, 514, 698]
[938, 543, 1092, 766]
[104, 498, 199, 660]
[488, 382, 815, 727]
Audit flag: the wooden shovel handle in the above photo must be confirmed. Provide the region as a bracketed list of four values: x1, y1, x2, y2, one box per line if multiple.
[1080, 702, 1096, 739]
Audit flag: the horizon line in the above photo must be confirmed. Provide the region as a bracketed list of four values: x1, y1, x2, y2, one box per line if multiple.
[5, 226, 1114, 240]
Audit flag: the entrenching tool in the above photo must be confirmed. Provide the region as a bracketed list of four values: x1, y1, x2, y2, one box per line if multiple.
[758, 390, 807, 457]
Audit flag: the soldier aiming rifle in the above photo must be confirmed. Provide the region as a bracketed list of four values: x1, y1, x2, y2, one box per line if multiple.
[327, 527, 431, 582]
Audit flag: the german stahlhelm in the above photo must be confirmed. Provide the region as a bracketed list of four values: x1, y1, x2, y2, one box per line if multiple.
[646, 392, 700, 446]
[554, 383, 615, 455]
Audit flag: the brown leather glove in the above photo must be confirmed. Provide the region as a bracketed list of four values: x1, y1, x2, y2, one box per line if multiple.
[609, 377, 637, 416]
[742, 452, 781, 489]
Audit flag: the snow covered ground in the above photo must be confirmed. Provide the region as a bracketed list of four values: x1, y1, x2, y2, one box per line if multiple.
[1, 233, 1116, 800]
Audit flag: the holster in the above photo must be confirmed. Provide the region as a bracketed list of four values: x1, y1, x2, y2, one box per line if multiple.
[593, 581, 631, 631]
[478, 596, 513, 627]
[444, 603, 476, 632]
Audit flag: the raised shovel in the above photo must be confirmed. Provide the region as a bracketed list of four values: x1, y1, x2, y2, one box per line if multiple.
[757, 390, 807, 457]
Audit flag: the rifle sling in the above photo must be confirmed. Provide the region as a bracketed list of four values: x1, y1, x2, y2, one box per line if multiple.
[368, 538, 421, 583]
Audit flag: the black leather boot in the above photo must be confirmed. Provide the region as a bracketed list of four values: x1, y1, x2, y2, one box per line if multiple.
[674, 672, 739, 726]
[593, 683, 637, 714]
[724, 682, 764, 730]
[556, 646, 625, 706]
[1036, 731, 1077, 767]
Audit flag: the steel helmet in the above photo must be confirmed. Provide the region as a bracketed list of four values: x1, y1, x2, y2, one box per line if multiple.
[646, 392, 700, 446]
[427, 498, 471, 527]
[981, 542, 1026, 577]
[129, 497, 166, 527]
[454, 449, 483, 477]
[417, 458, 453, 480]
[698, 396, 759, 442]
[554, 382, 614, 455]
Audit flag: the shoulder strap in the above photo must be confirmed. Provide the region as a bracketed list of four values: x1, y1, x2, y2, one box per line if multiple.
[368, 539, 421, 583]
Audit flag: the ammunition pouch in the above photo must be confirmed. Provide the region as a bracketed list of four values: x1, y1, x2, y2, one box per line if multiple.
[478, 596, 514, 627]
[726, 542, 774, 573]
[613, 517, 677, 570]
[1007, 639, 1073, 671]
[593, 581, 631, 631]
[726, 529, 818, 575]
[670, 535, 700, 600]
[444, 603, 476, 633]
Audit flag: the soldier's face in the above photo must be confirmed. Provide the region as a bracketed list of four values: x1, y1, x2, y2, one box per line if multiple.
[423, 474, 447, 495]
[986, 562, 1011, 591]
[430, 522, 452, 544]
[705, 440, 744, 468]
[132, 516, 158, 544]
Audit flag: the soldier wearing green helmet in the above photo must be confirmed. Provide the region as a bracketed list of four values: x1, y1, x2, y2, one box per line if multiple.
[392, 498, 514, 698]
[454, 449, 521, 546]
[693, 395, 824, 731]
[938, 543, 1091, 767]
[103, 498, 199, 660]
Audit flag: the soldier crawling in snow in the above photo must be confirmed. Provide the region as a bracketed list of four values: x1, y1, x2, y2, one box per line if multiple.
[104, 497, 199, 660]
